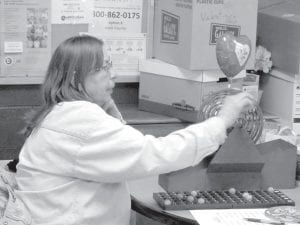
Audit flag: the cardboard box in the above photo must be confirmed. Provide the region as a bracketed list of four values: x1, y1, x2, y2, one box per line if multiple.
[260, 69, 300, 134]
[153, 0, 258, 70]
[258, 0, 287, 10]
[242, 73, 259, 101]
[138, 59, 244, 122]
[257, 0, 300, 74]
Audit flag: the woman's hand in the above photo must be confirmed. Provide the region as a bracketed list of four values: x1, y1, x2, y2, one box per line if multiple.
[102, 99, 126, 124]
[218, 92, 255, 129]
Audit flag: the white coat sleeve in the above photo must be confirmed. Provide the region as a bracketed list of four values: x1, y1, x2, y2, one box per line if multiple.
[74, 114, 227, 183]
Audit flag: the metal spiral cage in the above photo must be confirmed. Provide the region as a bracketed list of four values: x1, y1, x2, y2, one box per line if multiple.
[199, 89, 263, 143]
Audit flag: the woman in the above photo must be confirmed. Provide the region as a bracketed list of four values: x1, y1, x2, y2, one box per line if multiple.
[15, 35, 254, 225]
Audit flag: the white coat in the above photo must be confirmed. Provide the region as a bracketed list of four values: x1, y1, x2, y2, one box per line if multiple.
[15, 101, 226, 225]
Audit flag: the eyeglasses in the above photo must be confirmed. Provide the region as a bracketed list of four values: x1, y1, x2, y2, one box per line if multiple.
[101, 59, 113, 72]
[93, 59, 113, 77]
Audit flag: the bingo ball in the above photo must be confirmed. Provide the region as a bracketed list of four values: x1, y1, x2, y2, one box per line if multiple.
[216, 33, 251, 78]
[187, 195, 194, 202]
[229, 188, 236, 195]
[164, 199, 171, 206]
[198, 198, 205, 204]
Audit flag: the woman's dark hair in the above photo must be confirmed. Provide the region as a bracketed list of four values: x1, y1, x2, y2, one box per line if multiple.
[24, 35, 104, 136]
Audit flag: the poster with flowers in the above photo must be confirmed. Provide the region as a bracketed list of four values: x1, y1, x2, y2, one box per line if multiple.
[0, 0, 51, 84]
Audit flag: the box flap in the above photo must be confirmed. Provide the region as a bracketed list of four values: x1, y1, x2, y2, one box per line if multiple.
[270, 69, 296, 83]
[208, 127, 265, 173]
[139, 59, 245, 82]
[259, 0, 300, 23]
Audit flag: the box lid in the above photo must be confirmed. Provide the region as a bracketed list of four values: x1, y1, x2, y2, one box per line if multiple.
[139, 59, 245, 82]
[258, 1, 300, 74]
[259, 0, 300, 23]
[258, 0, 287, 10]
[270, 69, 299, 83]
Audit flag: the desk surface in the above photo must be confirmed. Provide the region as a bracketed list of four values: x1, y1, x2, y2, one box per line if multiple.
[128, 176, 300, 225]
[119, 104, 182, 125]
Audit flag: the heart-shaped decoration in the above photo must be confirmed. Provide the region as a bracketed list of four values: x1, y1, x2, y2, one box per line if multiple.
[216, 33, 251, 79]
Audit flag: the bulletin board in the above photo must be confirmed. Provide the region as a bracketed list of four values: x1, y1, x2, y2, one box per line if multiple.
[0, 0, 154, 84]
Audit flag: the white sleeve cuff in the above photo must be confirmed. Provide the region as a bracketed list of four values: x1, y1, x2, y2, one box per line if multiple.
[184, 116, 227, 165]
[186, 117, 227, 145]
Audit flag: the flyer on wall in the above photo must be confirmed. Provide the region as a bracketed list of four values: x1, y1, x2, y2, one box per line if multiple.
[89, 0, 143, 34]
[82, 32, 146, 82]
[0, 0, 51, 81]
[51, 0, 92, 24]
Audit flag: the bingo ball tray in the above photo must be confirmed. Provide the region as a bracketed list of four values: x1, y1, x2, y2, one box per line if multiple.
[153, 190, 295, 210]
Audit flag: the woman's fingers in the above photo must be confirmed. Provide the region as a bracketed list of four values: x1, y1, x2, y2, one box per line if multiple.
[218, 92, 257, 128]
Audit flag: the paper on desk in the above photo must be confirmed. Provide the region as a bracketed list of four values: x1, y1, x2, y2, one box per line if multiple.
[190, 208, 273, 225]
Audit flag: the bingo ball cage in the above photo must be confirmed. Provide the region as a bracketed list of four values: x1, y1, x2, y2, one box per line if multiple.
[198, 89, 263, 143]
